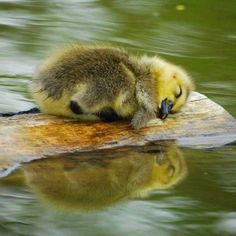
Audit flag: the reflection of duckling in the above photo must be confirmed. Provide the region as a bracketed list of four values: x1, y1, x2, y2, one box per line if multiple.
[23, 144, 187, 211]
[30, 45, 194, 129]
[137, 144, 187, 197]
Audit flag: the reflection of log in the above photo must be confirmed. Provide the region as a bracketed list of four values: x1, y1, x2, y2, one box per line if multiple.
[0, 92, 236, 173]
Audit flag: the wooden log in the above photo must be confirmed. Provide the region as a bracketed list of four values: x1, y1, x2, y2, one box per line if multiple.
[0, 92, 236, 175]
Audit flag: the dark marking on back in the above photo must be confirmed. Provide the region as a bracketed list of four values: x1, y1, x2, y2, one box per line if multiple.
[96, 107, 123, 122]
[70, 101, 83, 114]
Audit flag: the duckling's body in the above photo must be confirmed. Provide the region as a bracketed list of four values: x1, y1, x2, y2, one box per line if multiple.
[30, 44, 193, 129]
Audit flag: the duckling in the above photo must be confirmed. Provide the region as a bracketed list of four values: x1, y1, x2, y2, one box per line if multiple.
[29, 44, 194, 129]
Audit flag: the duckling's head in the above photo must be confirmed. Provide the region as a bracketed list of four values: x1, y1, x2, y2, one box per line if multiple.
[152, 58, 194, 119]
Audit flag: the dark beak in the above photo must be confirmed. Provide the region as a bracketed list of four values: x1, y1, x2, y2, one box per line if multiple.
[158, 98, 173, 120]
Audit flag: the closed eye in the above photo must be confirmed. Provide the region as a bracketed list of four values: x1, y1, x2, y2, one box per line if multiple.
[175, 86, 182, 98]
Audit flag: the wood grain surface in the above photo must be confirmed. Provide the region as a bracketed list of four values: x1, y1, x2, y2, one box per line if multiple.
[0, 92, 236, 174]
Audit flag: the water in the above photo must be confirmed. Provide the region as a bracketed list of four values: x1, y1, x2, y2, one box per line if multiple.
[0, 0, 236, 235]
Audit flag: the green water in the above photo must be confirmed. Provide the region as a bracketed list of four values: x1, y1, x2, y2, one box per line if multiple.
[0, 0, 236, 235]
